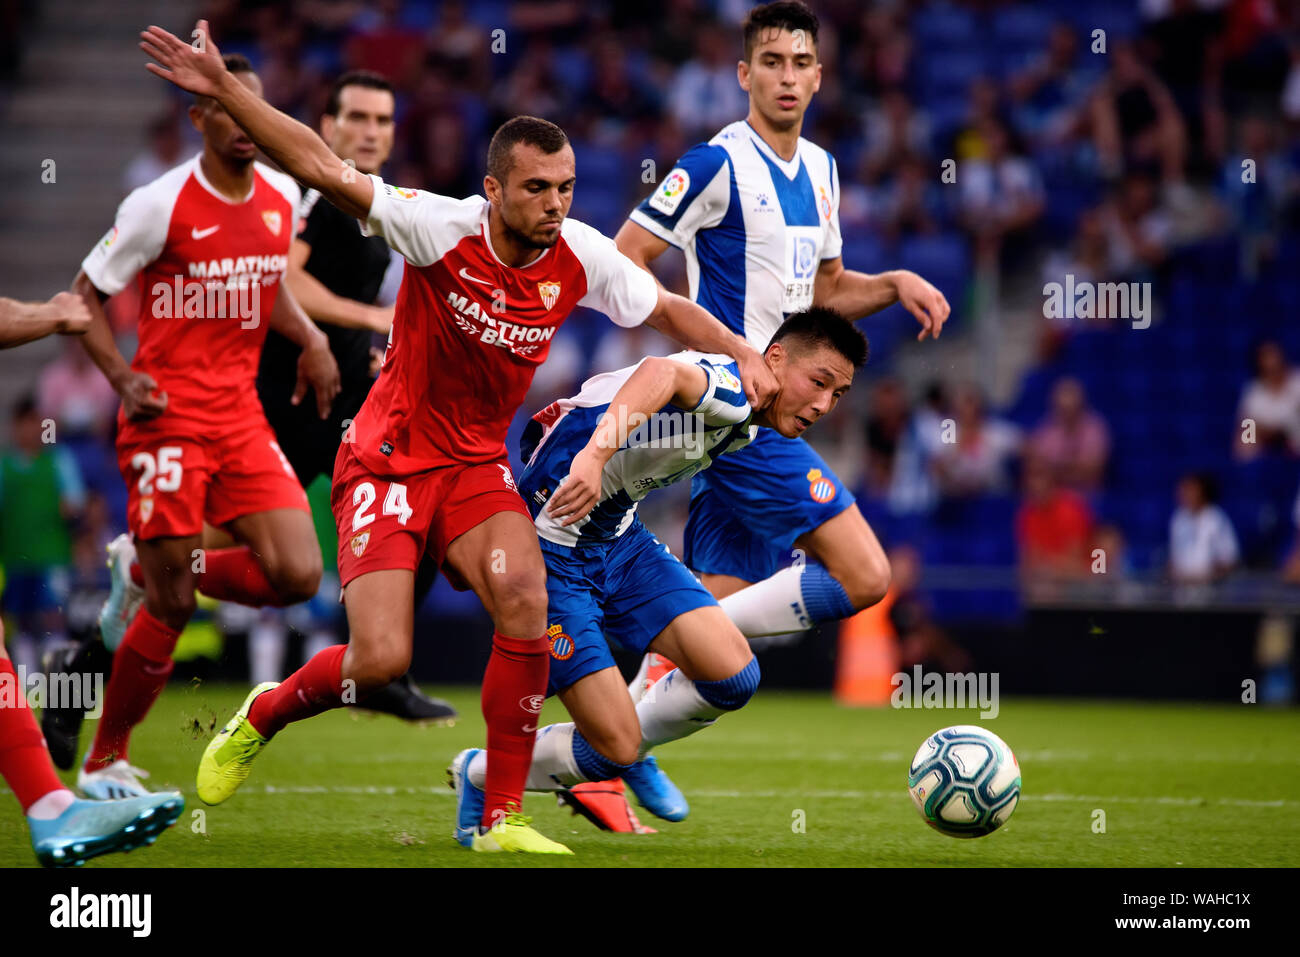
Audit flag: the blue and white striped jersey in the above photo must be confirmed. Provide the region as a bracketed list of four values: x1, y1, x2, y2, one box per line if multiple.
[630, 120, 842, 353]
[519, 352, 755, 546]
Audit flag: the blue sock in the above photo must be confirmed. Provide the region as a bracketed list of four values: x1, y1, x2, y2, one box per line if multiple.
[694, 657, 761, 711]
[800, 564, 855, 622]
[571, 729, 633, 781]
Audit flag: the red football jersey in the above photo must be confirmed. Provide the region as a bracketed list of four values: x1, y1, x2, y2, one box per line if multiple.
[82, 155, 299, 429]
[350, 176, 659, 476]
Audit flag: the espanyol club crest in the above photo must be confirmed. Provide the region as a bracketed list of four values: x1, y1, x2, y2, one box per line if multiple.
[350, 530, 370, 557]
[818, 186, 832, 221]
[262, 210, 282, 236]
[538, 281, 561, 311]
[547, 623, 574, 660]
[807, 468, 836, 503]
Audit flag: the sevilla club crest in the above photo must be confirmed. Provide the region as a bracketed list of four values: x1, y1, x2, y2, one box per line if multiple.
[538, 281, 561, 311]
[262, 210, 282, 236]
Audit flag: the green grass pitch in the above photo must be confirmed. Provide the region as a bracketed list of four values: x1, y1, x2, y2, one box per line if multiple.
[4, 685, 1298, 867]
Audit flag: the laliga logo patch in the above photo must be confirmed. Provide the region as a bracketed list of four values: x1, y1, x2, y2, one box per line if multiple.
[716, 365, 743, 394]
[547, 623, 574, 661]
[102, 226, 119, 248]
[391, 186, 419, 200]
[537, 281, 561, 311]
[519, 694, 545, 714]
[807, 468, 836, 503]
[649, 168, 689, 215]
[262, 210, 282, 236]
[350, 530, 370, 557]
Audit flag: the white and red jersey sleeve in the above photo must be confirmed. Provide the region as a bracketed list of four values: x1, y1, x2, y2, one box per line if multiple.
[81, 163, 186, 296]
[361, 175, 485, 267]
[560, 218, 658, 327]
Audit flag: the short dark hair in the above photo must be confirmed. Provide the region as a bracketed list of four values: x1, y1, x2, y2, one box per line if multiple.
[195, 54, 256, 107]
[768, 307, 868, 368]
[486, 116, 569, 185]
[743, 1, 820, 61]
[323, 70, 394, 117]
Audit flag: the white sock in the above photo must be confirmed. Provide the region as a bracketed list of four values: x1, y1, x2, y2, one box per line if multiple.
[635, 669, 725, 758]
[26, 787, 76, 821]
[467, 723, 583, 792]
[719, 566, 812, 637]
[249, 619, 287, 685]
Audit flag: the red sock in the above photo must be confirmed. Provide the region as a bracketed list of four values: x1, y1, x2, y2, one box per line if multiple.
[480, 631, 549, 828]
[247, 644, 347, 738]
[85, 607, 178, 772]
[130, 561, 144, 587]
[197, 547, 286, 607]
[0, 657, 65, 811]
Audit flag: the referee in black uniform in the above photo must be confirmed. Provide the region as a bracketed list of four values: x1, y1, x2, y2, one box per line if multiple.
[257, 70, 454, 722]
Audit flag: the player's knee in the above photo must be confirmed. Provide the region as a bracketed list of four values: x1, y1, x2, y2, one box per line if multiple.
[695, 656, 761, 712]
[579, 724, 640, 769]
[345, 642, 410, 691]
[148, 587, 197, 629]
[489, 571, 548, 634]
[268, 552, 322, 605]
[841, 552, 891, 611]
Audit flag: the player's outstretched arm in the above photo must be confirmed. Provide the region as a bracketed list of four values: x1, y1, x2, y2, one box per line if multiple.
[644, 287, 778, 410]
[140, 20, 373, 220]
[546, 357, 709, 526]
[268, 282, 341, 420]
[0, 291, 89, 349]
[614, 220, 671, 272]
[814, 258, 951, 341]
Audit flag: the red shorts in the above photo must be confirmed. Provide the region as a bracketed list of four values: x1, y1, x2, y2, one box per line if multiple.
[331, 442, 531, 589]
[117, 417, 309, 540]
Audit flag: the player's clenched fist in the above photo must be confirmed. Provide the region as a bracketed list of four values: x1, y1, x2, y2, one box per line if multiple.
[115, 371, 168, 421]
[41, 291, 92, 335]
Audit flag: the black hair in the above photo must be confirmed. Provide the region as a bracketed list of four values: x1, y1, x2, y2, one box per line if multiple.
[12, 394, 37, 420]
[323, 70, 394, 117]
[743, 1, 820, 61]
[767, 306, 868, 368]
[486, 116, 569, 185]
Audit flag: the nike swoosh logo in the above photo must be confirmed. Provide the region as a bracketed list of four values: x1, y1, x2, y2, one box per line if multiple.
[192, 225, 221, 240]
[459, 267, 492, 285]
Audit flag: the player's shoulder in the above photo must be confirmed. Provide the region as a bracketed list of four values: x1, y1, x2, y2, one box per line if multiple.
[796, 136, 838, 179]
[120, 154, 200, 216]
[254, 161, 301, 207]
[559, 215, 621, 264]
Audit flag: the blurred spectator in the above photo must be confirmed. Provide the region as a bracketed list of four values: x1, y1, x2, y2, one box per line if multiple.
[1234, 339, 1300, 459]
[1169, 472, 1239, 583]
[1016, 454, 1095, 583]
[124, 112, 185, 192]
[0, 396, 87, 670]
[344, 0, 426, 90]
[1283, 480, 1300, 584]
[863, 377, 909, 497]
[578, 36, 662, 146]
[861, 89, 930, 185]
[428, 0, 491, 94]
[1008, 22, 1096, 149]
[1029, 377, 1111, 492]
[667, 21, 748, 139]
[889, 545, 972, 675]
[887, 381, 946, 514]
[1098, 170, 1174, 277]
[36, 338, 120, 442]
[958, 120, 1045, 267]
[875, 153, 946, 241]
[1093, 521, 1133, 579]
[1218, 112, 1299, 273]
[932, 384, 1022, 498]
[1089, 39, 1187, 181]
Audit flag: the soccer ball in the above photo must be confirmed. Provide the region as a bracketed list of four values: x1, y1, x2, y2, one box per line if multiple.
[907, 725, 1021, 838]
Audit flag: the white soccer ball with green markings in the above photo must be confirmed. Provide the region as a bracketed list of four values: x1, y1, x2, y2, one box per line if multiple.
[908, 725, 1020, 838]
